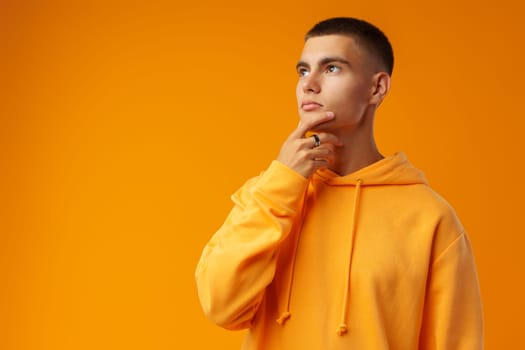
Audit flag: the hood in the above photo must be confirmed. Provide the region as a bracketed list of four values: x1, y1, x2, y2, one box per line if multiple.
[313, 152, 427, 186]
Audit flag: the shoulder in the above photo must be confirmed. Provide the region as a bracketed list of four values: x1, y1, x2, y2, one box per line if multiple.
[422, 185, 463, 231]
[400, 183, 463, 227]
[414, 184, 469, 261]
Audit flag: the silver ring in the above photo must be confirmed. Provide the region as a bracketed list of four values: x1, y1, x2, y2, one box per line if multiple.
[312, 134, 320, 148]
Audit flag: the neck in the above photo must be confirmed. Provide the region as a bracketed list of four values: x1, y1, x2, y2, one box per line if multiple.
[328, 111, 383, 176]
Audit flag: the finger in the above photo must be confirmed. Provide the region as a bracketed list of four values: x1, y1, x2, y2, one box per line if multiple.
[290, 112, 335, 139]
[311, 158, 332, 170]
[311, 132, 344, 147]
[301, 148, 336, 167]
[309, 146, 335, 158]
[298, 133, 342, 150]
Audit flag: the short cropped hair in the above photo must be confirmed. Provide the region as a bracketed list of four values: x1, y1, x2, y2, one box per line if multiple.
[305, 17, 394, 75]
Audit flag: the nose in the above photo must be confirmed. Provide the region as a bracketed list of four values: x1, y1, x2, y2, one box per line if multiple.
[302, 73, 321, 94]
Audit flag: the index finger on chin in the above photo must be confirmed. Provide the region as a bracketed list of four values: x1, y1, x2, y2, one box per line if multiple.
[292, 112, 335, 139]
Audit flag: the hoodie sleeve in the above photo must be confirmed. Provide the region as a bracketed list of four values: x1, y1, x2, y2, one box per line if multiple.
[419, 231, 484, 349]
[195, 161, 308, 330]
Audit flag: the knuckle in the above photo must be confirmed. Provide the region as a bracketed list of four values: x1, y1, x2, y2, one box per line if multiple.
[297, 149, 309, 160]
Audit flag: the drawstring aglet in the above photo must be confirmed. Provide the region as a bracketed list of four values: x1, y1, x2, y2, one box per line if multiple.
[336, 323, 348, 336]
[276, 311, 291, 325]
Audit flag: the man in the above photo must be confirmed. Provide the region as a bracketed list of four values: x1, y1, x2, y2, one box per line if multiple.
[196, 17, 483, 349]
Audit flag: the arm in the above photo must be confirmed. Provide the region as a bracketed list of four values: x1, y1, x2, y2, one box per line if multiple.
[418, 232, 484, 349]
[195, 112, 341, 330]
[195, 161, 308, 330]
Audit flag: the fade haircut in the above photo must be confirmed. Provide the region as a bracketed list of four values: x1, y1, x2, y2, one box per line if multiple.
[305, 17, 394, 76]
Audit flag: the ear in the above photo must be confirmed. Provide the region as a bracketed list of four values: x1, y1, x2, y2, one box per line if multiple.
[369, 72, 391, 106]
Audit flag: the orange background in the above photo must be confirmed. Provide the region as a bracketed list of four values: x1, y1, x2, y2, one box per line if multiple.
[1, 0, 523, 348]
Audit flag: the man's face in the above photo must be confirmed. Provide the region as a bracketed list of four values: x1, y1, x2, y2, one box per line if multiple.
[296, 34, 376, 132]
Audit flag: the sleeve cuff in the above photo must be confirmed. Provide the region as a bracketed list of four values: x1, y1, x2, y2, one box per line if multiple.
[253, 160, 309, 213]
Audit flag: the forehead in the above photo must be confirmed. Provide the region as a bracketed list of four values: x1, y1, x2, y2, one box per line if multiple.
[299, 34, 364, 62]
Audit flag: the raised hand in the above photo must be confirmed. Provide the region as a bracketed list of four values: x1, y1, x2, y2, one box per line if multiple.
[277, 112, 342, 178]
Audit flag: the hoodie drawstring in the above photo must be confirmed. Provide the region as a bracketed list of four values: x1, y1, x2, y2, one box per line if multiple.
[276, 179, 364, 337]
[276, 185, 310, 326]
[337, 178, 362, 336]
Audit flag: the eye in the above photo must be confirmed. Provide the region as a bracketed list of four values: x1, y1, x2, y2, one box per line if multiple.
[297, 68, 310, 77]
[326, 65, 340, 73]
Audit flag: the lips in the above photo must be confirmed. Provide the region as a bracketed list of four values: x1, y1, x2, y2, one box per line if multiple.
[301, 100, 323, 111]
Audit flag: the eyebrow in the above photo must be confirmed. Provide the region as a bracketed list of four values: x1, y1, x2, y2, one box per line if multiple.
[295, 56, 352, 70]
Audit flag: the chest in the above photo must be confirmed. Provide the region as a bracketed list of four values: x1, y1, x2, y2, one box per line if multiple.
[291, 185, 435, 294]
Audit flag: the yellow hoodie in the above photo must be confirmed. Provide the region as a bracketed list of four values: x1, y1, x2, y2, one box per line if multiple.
[196, 152, 483, 349]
